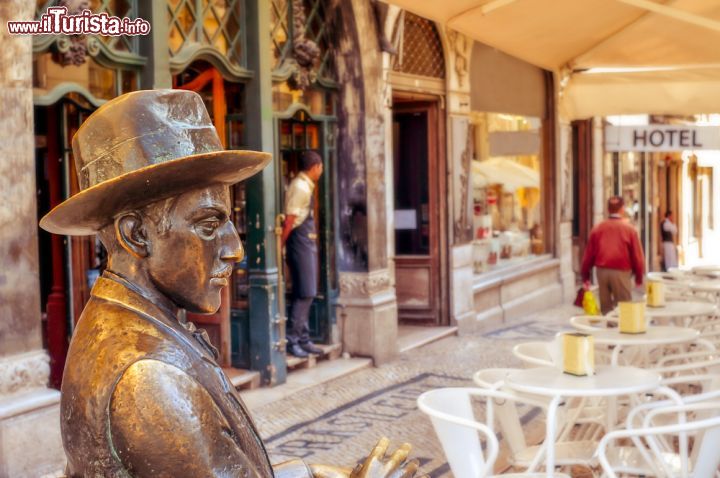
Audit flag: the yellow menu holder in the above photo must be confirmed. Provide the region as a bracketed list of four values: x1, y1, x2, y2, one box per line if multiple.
[562, 333, 595, 376]
[647, 281, 665, 308]
[619, 301, 646, 334]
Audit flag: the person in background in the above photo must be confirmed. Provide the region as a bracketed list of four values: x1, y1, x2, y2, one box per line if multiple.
[282, 150, 324, 358]
[581, 196, 646, 315]
[661, 210, 678, 271]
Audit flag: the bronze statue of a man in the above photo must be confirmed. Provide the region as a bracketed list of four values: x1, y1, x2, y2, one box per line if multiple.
[40, 90, 422, 478]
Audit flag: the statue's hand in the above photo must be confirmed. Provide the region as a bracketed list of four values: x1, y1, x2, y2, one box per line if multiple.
[350, 437, 426, 478]
[308, 464, 354, 478]
[308, 438, 426, 478]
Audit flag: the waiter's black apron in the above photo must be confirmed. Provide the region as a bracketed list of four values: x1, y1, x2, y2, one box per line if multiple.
[286, 195, 318, 299]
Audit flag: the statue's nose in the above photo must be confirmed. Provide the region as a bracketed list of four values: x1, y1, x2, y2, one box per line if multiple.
[220, 222, 244, 263]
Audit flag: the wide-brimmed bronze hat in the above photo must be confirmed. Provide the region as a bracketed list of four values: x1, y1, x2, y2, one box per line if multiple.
[40, 89, 271, 236]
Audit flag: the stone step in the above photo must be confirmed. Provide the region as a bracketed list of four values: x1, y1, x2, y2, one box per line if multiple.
[286, 343, 342, 371]
[223, 367, 261, 390]
[397, 325, 458, 354]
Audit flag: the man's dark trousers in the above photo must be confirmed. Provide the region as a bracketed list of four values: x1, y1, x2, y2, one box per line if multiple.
[286, 211, 317, 346]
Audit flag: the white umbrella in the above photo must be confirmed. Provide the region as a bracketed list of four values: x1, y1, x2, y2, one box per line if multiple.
[471, 158, 539, 191]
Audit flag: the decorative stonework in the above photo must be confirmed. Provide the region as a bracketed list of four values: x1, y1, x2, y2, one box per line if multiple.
[446, 29, 471, 87]
[56, 34, 101, 66]
[287, 0, 321, 90]
[56, 0, 92, 66]
[559, 122, 574, 222]
[339, 270, 392, 298]
[0, 351, 50, 397]
[454, 119, 474, 243]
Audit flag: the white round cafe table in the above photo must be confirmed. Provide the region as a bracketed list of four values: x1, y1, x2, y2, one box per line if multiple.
[506, 365, 661, 398]
[640, 300, 718, 328]
[692, 265, 720, 276]
[591, 326, 700, 365]
[647, 271, 693, 283]
[505, 366, 661, 477]
[608, 301, 717, 322]
[643, 300, 716, 319]
[688, 280, 720, 293]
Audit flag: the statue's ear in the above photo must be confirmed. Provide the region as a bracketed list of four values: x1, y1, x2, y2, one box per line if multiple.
[115, 212, 149, 258]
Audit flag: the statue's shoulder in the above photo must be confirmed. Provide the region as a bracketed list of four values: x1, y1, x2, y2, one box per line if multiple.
[70, 298, 165, 354]
[64, 296, 194, 393]
[109, 359, 263, 477]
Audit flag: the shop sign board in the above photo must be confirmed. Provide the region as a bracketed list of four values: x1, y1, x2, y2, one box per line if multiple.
[605, 125, 720, 152]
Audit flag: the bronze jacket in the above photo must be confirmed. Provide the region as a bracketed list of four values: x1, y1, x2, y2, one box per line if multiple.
[61, 273, 310, 477]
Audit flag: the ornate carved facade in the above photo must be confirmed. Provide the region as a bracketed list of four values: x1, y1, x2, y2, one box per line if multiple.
[339, 270, 392, 298]
[0, 351, 51, 397]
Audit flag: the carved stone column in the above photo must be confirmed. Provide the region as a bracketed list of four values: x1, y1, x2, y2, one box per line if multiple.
[444, 29, 476, 329]
[332, 0, 398, 364]
[0, 1, 64, 475]
[338, 270, 397, 364]
[558, 119, 577, 301]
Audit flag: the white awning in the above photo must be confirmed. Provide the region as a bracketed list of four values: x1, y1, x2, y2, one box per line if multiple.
[472, 158, 540, 191]
[381, 0, 720, 118]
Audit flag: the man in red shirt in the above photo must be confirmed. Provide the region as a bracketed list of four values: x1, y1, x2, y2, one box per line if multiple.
[581, 196, 646, 315]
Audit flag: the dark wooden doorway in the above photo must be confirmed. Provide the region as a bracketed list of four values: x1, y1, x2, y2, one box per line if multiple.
[35, 95, 97, 388]
[392, 100, 447, 325]
[276, 110, 335, 344]
[572, 119, 594, 258]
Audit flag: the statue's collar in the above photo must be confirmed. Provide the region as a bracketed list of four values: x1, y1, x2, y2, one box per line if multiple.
[91, 271, 182, 327]
[90, 272, 220, 360]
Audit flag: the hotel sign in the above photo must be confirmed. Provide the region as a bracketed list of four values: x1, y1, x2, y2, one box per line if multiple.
[605, 125, 720, 152]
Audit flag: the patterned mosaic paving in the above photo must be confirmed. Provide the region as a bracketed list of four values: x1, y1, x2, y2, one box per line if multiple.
[252, 304, 583, 476]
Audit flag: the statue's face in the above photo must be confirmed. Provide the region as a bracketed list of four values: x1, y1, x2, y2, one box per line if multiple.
[145, 185, 242, 313]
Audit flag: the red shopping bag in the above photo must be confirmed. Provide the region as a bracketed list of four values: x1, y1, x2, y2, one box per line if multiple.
[573, 287, 585, 308]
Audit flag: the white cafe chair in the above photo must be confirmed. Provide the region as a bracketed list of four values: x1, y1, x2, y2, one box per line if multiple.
[653, 349, 720, 382]
[474, 368, 521, 389]
[597, 400, 720, 478]
[511, 341, 556, 368]
[418, 387, 583, 477]
[687, 315, 720, 349]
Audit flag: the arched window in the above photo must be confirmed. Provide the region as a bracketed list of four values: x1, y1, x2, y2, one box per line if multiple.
[168, 0, 245, 71]
[270, 0, 337, 88]
[393, 12, 445, 79]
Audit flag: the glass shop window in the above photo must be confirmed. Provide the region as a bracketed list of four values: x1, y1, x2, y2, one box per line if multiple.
[469, 112, 545, 274]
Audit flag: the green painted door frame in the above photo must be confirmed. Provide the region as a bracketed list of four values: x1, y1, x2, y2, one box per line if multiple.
[242, 0, 287, 386]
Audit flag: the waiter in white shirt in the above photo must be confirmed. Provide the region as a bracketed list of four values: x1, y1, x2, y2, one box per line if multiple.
[281, 150, 324, 358]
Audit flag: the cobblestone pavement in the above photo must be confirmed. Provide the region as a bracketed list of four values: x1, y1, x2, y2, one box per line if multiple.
[253, 304, 581, 477]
